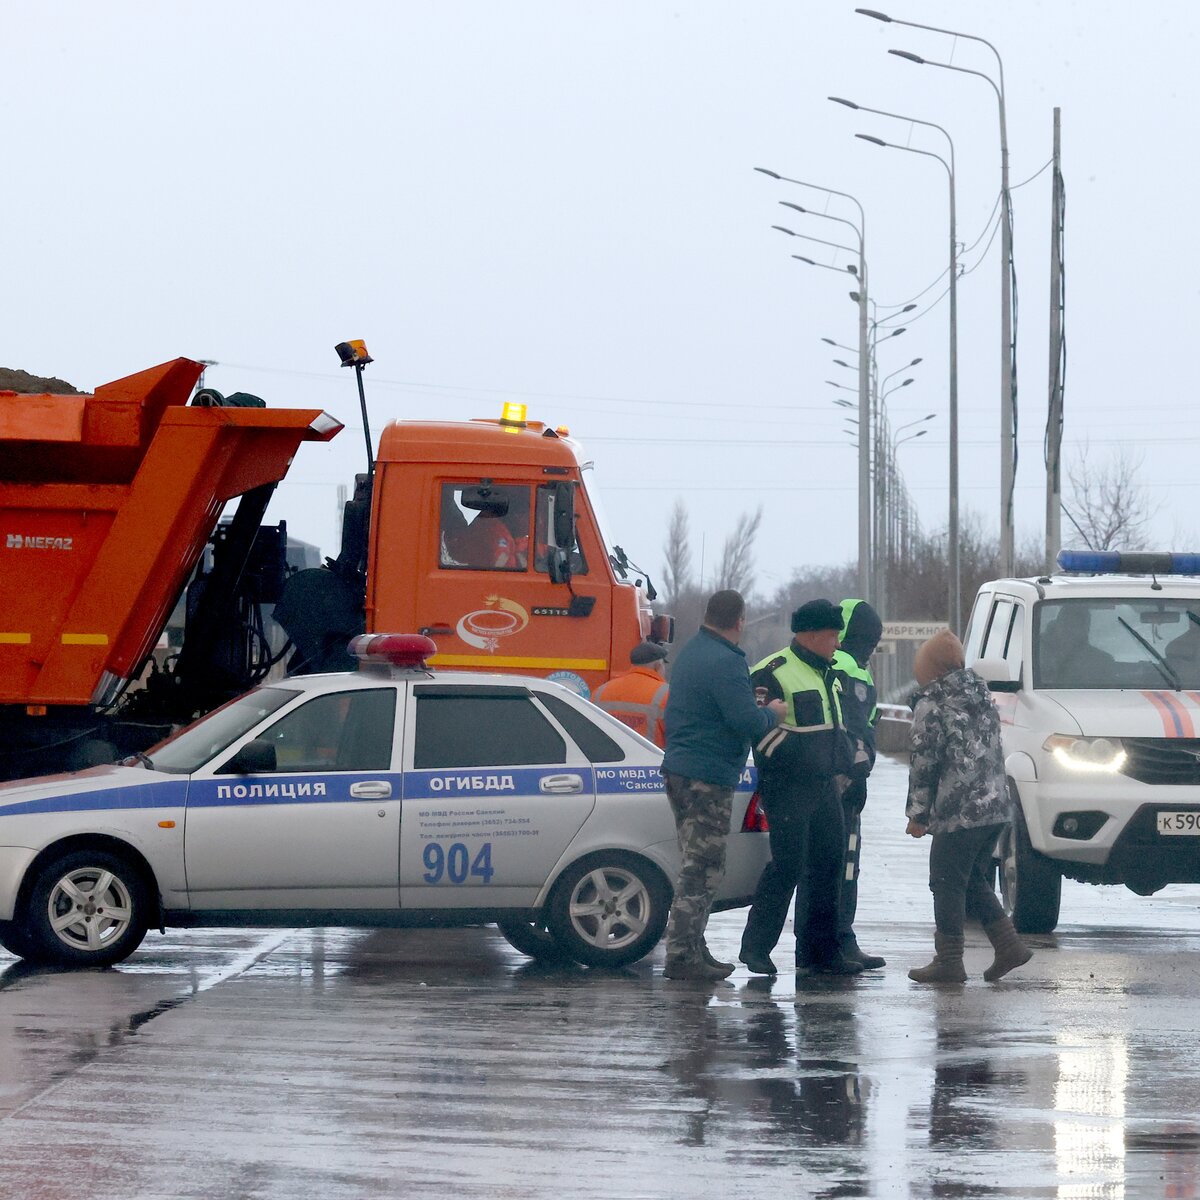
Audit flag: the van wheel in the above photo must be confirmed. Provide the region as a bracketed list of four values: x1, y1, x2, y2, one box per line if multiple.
[547, 852, 670, 969]
[1000, 801, 1062, 934]
[495, 916, 573, 964]
[24, 849, 149, 967]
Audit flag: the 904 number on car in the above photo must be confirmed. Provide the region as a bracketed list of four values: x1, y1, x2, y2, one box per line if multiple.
[422, 841, 495, 884]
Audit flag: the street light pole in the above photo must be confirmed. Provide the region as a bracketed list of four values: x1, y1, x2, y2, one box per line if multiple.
[848, 113, 961, 632]
[857, 9, 1014, 577]
[757, 167, 871, 600]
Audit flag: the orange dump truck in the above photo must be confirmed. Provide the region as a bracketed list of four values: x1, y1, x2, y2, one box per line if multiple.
[0, 359, 341, 777]
[1, 359, 668, 779]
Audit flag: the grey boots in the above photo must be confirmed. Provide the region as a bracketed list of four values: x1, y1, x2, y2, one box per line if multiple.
[909, 921, 1034, 984]
[908, 933, 967, 983]
[982, 916, 1033, 981]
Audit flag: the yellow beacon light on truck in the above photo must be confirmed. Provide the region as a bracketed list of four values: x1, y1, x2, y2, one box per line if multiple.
[500, 401, 528, 431]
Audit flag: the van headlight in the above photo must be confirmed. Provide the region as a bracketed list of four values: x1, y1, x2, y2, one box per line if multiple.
[1044, 735, 1127, 773]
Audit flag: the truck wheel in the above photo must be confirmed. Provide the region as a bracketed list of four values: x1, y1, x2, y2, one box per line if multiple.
[547, 851, 670, 969]
[24, 849, 150, 967]
[1000, 801, 1062, 935]
[495, 916, 572, 964]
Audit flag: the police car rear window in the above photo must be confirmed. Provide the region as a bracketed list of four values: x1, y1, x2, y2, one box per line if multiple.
[537, 692, 626, 763]
[414, 694, 567, 768]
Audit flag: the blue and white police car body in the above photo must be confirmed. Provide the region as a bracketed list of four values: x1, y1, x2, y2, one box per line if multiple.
[0, 635, 768, 969]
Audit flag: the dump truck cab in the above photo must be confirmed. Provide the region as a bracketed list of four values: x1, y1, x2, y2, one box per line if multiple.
[364, 412, 657, 699]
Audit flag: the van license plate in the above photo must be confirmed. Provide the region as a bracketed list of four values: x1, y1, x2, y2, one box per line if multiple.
[1157, 811, 1200, 835]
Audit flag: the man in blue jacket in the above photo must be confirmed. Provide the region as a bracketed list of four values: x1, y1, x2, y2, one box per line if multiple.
[661, 589, 786, 981]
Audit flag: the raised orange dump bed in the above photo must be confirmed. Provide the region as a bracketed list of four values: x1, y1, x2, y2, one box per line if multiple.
[0, 359, 341, 708]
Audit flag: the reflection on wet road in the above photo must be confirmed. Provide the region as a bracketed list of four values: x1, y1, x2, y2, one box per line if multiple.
[0, 757, 1198, 1198]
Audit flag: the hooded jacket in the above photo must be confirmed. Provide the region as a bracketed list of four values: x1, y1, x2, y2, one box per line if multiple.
[831, 599, 882, 768]
[905, 666, 1010, 834]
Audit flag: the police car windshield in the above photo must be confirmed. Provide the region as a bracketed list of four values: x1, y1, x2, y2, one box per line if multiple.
[1034, 599, 1200, 690]
[146, 687, 300, 774]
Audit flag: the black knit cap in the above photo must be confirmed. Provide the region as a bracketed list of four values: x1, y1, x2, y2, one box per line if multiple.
[791, 598, 845, 633]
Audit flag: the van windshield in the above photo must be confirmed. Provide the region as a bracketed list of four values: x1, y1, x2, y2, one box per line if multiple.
[1034, 599, 1200, 690]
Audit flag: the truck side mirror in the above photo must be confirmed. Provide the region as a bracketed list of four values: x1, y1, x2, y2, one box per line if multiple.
[219, 739, 277, 775]
[972, 657, 1022, 693]
[546, 482, 576, 585]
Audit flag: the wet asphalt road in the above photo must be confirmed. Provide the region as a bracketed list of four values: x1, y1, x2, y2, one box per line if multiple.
[1, 755, 1199, 1199]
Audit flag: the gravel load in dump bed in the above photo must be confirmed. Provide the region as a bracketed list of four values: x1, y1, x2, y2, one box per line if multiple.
[0, 368, 82, 394]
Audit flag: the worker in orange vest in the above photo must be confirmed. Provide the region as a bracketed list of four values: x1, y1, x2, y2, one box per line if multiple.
[592, 641, 670, 748]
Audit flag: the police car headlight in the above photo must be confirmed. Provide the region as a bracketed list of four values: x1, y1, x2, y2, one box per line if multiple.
[1044, 735, 1127, 773]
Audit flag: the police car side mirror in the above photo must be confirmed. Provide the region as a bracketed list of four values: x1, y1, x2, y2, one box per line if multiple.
[973, 658, 1022, 693]
[219, 739, 277, 775]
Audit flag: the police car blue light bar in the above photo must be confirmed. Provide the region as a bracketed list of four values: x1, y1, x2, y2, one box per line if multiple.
[1057, 550, 1200, 575]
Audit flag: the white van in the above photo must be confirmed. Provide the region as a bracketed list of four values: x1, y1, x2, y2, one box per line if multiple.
[965, 552, 1200, 932]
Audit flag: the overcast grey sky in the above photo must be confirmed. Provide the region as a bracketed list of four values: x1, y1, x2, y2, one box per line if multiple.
[6, 2, 1197, 599]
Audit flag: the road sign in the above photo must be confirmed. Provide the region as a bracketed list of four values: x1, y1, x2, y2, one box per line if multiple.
[881, 621, 949, 641]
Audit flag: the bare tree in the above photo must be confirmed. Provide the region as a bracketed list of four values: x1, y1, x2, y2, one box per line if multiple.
[1063, 444, 1157, 552]
[715, 506, 762, 594]
[661, 499, 693, 602]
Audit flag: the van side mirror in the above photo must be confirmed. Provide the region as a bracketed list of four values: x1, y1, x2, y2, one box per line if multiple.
[219, 739, 277, 775]
[973, 657, 1022, 693]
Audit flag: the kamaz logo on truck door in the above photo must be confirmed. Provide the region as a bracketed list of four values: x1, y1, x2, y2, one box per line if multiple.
[5, 534, 74, 550]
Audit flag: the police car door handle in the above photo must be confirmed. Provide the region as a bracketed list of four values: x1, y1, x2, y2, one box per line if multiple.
[539, 774, 584, 794]
[349, 781, 392, 799]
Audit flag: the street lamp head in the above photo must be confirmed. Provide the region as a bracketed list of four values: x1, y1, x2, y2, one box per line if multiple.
[754, 167, 782, 179]
[821, 337, 837, 346]
[923, 412, 936, 420]
[849, 291, 861, 302]
[846, 264, 859, 275]
[856, 134, 888, 147]
[901, 304, 917, 313]
[771, 225, 796, 236]
[913, 429, 927, 438]
[793, 255, 817, 266]
[855, 8, 893, 21]
[909, 357, 923, 367]
[900, 378, 913, 388]
[887, 327, 906, 338]
[829, 95, 860, 109]
[889, 49, 926, 64]
[833, 398, 855, 407]
[834, 359, 853, 368]
[779, 200, 807, 215]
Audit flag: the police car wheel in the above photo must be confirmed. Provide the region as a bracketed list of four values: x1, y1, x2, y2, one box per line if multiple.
[25, 849, 150, 967]
[494, 916, 573, 963]
[547, 852, 670, 969]
[1000, 799, 1062, 936]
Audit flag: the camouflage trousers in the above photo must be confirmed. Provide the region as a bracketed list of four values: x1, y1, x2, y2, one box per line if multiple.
[662, 772, 733, 963]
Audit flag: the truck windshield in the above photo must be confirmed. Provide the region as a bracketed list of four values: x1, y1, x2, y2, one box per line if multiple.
[580, 462, 622, 577]
[146, 687, 299, 774]
[1034, 599, 1200, 690]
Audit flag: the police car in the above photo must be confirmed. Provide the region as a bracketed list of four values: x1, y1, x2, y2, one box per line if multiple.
[0, 635, 768, 969]
[967, 552, 1200, 933]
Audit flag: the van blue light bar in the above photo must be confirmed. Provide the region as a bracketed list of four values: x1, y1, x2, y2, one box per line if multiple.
[1057, 550, 1200, 575]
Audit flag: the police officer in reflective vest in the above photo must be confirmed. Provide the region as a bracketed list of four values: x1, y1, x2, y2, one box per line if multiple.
[738, 599, 863, 977]
[592, 641, 670, 748]
[832, 598, 886, 970]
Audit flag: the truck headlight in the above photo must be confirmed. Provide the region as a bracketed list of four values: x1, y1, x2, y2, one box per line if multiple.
[1043, 735, 1127, 773]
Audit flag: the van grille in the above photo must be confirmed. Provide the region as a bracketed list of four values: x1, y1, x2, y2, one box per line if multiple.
[1121, 738, 1200, 785]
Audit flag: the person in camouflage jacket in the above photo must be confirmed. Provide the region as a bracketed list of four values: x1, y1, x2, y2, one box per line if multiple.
[905, 630, 1032, 984]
